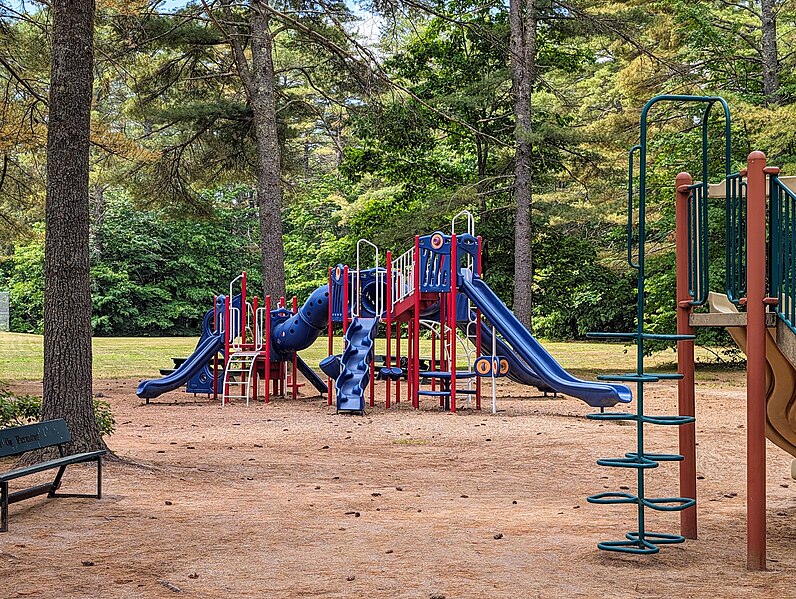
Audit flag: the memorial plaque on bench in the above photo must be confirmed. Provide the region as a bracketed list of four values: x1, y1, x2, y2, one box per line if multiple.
[0, 420, 71, 458]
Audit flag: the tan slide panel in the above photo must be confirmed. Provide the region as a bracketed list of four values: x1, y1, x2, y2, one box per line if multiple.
[708, 292, 796, 458]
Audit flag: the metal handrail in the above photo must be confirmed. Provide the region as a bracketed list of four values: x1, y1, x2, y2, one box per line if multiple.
[391, 247, 415, 307]
[228, 307, 241, 350]
[255, 307, 268, 351]
[228, 273, 245, 349]
[451, 210, 475, 236]
[356, 238, 380, 318]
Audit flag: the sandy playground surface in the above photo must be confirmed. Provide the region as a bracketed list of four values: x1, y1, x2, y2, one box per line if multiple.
[1, 372, 795, 598]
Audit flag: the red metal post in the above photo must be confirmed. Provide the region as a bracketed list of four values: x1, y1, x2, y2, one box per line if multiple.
[253, 297, 259, 334]
[292, 296, 298, 400]
[476, 235, 483, 410]
[252, 296, 259, 401]
[213, 295, 219, 401]
[279, 293, 285, 397]
[327, 268, 334, 406]
[431, 325, 436, 392]
[279, 294, 285, 396]
[413, 235, 421, 409]
[449, 234, 457, 413]
[675, 172, 697, 540]
[746, 151, 768, 571]
[369, 295, 375, 407]
[396, 322, 402, 403]
[342, 266, 349, 336]
[241, 271, 247, 347]
[385, 251, 393, 409]
[439, 293, 446, 408]
[408, 319, 414, 402]
[264, 295, 271, 404]
[223, 294, 231, 404]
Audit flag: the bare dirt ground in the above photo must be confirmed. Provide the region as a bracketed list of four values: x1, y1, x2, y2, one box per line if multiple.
[2, 372, 795, 598]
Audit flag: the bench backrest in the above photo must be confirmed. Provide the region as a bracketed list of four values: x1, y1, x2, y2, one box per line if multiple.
[0, 419, 71, 458]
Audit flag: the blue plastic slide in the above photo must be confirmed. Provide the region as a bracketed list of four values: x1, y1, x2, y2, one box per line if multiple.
[459, 274, 632, 407]
[335, 317, 379, 412]
[137, 333, 223, 399]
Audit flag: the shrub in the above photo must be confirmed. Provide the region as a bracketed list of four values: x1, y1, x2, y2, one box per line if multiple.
[0, 389, 115, 436]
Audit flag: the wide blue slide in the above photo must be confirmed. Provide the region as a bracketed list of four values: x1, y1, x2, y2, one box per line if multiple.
[459, 274, 632, 408]
[137, 333, 223, 399]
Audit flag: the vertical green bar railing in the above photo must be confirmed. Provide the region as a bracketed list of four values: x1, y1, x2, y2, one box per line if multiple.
[726, 173, 747, 304]
[770, 177, 796, 332]
[686, 182, 709, 305]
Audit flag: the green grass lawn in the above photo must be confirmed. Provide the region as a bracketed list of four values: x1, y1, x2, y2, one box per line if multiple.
[0, 331, 731, 385]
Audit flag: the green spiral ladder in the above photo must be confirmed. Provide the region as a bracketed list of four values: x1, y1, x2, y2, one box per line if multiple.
[586, 95, 732, 554]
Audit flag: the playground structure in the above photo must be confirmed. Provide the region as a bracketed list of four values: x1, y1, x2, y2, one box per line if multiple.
[133, 93, 796, 569]
[138, 213, 633, 415]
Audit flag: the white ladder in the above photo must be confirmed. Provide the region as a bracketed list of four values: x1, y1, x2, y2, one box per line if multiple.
[223, 351, 259, 406]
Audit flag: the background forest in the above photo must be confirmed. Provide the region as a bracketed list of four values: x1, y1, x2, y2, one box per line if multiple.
[0, 0, 794, 343]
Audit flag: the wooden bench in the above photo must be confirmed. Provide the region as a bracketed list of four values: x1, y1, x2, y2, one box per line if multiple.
[0, 419, 106, 532]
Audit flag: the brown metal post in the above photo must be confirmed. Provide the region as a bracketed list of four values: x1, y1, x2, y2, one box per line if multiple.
[675, 172, 697, 539]
[746, 151, 768, 571]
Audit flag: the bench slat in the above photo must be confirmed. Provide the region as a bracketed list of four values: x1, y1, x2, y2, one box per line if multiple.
[0, 419, 71, 458]
[0, 450, 106, 482]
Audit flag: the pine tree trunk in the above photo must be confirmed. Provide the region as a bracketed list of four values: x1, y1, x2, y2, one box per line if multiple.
[760, 0, 779, 105]
[251, 2, 286, 299]
[42, 0, 105, 454]
[509, 0, 537, 329]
